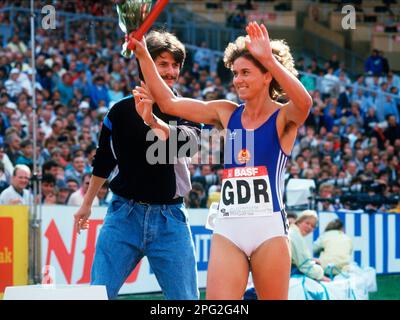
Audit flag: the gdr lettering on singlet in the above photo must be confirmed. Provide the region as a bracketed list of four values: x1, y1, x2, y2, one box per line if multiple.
[219, 166, 274, 217]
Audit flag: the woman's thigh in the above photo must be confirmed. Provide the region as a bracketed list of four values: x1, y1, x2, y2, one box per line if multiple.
[206, 234, 250, 300]
[250, 236, 291, 300]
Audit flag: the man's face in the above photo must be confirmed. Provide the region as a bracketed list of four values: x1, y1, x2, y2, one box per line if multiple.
[348, 163, 357, 174]
[154, 51, 180, 88]
[57, 189, 70, 204]
[290, 166, 299, 175]
[67, 181, 79, 192]
[73, 157, 85, 172]
[324, 142, 332, 151]
[23, 144, 33, 157]
[302, 149, 310, 159]
[388, 116, 396, 126]
[42, 182, 55, 196]
[12, 169, 30, 190]
[97, 186, 108, 199]
[53, 120, 63, 133]
[82, 128, 92, 141]
[296, 156, 304, 166]
[320, 187, 332, 198]
[63, 74, 72, 85]
[42, 110, 52, 122]
[201, 165, 211, 176]
[48, 166, 58, 177]
[366, 162, 374, 171]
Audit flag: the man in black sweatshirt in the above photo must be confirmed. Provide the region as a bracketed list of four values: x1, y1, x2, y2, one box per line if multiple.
[74, 30, 200, 300]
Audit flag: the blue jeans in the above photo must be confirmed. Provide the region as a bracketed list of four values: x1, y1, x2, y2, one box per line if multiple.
[91, 194, 199, 300]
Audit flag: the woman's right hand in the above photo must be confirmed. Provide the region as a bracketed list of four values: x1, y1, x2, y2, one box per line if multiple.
[127, 35, 149, 60]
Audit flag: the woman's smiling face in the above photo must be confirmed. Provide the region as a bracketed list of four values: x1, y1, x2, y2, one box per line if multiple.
[232, 56, 270, 101]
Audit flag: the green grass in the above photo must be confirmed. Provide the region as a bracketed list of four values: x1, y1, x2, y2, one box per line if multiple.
[369, 275, 400, 300]
[118, 275, 400, 300]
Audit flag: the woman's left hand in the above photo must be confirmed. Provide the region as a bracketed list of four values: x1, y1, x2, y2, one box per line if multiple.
[245, 21, 273, 63]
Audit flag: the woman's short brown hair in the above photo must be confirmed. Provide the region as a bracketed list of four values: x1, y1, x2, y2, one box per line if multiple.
[223, 35, 298, 100]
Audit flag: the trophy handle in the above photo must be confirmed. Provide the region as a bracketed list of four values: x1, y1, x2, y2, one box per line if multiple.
[127, 0, 169, 50]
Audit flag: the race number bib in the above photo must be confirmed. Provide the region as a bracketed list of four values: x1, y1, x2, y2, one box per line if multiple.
[219, 166, 274, 218]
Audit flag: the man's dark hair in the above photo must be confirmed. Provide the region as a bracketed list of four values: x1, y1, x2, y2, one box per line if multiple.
[42, 173, 56, 185]
[20, 138, 32, 149]
[44, 136, 57, 148]
[42, 160, 60, 173]
[146, 30, 186, 66]
[137, 30, 186, 81]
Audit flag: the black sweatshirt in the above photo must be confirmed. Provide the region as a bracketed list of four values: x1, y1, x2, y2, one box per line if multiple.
[92, 95, 201, 204]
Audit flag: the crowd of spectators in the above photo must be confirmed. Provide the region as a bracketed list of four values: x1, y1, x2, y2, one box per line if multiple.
[0, 1, 399, 212]
[294, 51, 400, 213]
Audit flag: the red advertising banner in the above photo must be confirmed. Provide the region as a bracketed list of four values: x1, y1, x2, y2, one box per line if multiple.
[0, 206, 29, 299]
[0, 218, 13, 294]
